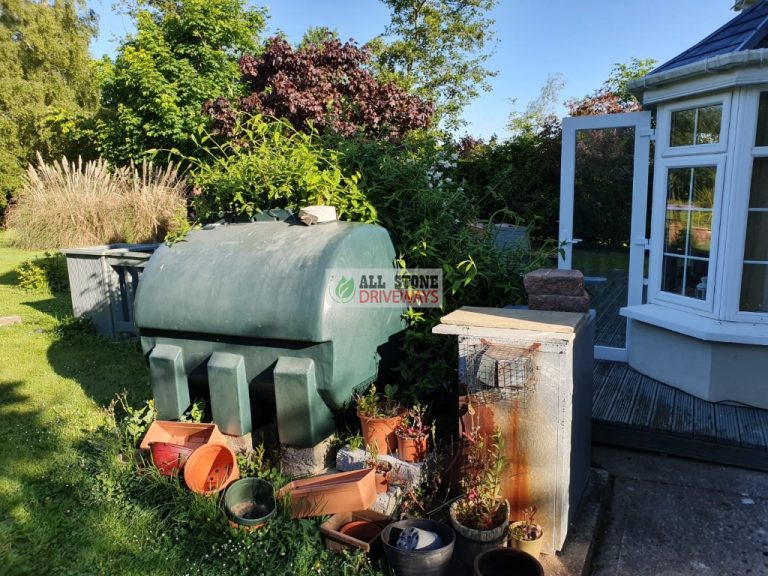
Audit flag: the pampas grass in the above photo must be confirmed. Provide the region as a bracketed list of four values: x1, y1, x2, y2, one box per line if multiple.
[5, 154, 188, 249]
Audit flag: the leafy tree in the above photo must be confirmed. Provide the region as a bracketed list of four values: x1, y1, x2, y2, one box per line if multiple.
[507, 73, 565, 137]
[566, 57, 656, 116]
[0, 0, 99, 217]
[371, 0, 498, 131]
[206, 35, 433, 140]
[97, 0, 267, 164]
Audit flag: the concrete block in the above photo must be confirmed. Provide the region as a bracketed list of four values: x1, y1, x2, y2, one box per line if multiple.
[524, 268, 585, 296]
[529, 291, 590, 313]
[336, 446, 427, 487]
[370, 485, 402, 516]
[281, 435, 335, 478]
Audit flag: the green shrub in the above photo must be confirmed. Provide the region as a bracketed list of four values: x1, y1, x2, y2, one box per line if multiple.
[181, 115, 376, 224]
[15, 252, 70, 292]
[332, 134, 561, 399]
[5, 155, 188, 249]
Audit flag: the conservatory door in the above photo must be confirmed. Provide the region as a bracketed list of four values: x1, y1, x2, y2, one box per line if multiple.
[559, 112, 652, 361]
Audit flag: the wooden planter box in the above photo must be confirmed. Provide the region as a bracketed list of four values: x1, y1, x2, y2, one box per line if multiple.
[139, 420, 227, 451]
[320, 510, 390, 554]
[277, 468, 376, 518]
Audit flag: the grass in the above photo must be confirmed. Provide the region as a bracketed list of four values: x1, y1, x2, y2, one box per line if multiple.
[0, 232, 385, 576]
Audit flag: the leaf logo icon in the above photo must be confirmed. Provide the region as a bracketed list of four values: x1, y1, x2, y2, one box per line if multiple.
[335, 276, 355, 303]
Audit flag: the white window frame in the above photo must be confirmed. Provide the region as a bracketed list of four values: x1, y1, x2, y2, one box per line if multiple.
[723, 87, 768, 323]
[658, 93, 731, 158]
[648, 154, 726, 315]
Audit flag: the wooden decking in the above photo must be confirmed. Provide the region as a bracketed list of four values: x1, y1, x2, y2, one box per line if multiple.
[592, 360, 768, 471]
[587, 275, 627, 348]
[588, 270, 768, 470]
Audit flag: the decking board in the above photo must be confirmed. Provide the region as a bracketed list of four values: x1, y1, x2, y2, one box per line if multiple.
[592, 360, 768, 471]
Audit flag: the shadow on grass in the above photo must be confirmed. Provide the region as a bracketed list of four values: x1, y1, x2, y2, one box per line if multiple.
[0, 268, 19, 287]
[0, 379, 106, 574]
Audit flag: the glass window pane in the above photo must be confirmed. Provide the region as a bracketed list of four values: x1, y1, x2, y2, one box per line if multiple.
[744, 212, 768, 261]
[688, 260, 709, 300]
[755, 92, 768, 147]
[688, 211, 712, 257]
[692, 166, 716, 208]
[667, 167, 691, 206]
[740, 264, 768, 312]
[695, 105, 721, 145]
[664, 210, 687, 254]
[671, 108, 695, 147]
[748, 157, 768, 208]
[662, 255, 685, 295]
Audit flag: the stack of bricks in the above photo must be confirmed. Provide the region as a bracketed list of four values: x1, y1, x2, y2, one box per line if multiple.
[523, 268, 590, 313]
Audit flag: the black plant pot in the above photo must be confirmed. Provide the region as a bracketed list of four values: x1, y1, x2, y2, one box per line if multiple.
[473, 548, 544, 576]
[381, 519, 455, 576]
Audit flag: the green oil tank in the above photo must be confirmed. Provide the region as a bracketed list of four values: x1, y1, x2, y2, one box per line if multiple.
[134, 221, 405, 447]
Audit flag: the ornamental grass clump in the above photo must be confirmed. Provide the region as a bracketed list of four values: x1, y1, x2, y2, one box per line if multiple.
[5, 154, 188, 249]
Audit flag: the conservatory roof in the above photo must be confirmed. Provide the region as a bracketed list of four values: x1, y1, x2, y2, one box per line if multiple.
[651, 0, 768, 75]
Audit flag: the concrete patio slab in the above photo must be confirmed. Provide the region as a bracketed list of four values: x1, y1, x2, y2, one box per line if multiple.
[590, 446, 768, 576]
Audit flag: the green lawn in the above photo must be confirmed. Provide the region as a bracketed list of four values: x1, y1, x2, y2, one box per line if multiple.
[0, 233, 382, 576]
[0, 234, 171, 574]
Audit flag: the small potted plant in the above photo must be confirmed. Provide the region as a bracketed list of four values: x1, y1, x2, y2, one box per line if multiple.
[395, 404, 431, 463]
[365, 441, 392, 494]
[509, 505, 544, 558]
[449, 422, 509, 568]
[355, 384, 402, 455]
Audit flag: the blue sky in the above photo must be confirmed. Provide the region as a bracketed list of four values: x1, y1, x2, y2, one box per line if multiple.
[87, 0, 736, 139]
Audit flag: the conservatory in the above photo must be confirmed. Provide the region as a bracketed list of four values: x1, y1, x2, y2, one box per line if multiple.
[560, 1, 768, 409]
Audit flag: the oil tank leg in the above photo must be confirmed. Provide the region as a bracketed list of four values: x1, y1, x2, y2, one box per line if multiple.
[274, 357, 334, 447]
[149, 344, 190, 420]
[208, 352, 252, 436]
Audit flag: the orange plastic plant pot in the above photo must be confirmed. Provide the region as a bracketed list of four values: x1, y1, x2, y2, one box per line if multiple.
[149, 441, 194, 476]
[278, 468, 377, 518]
[358, 413, 402, 454]
[396, 434, 428, 463]
[183, 444, 240, 495]
[139, 421, 227, 451]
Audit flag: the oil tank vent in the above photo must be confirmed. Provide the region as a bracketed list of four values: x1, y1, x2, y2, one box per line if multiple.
[462, 338, 540, 406]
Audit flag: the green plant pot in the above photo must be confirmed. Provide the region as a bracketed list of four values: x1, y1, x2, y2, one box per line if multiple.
[224, 478, 276, 530]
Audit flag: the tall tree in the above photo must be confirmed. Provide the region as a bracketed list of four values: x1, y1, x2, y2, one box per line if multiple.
[97, 0, 267, 164]
[207, 35, 434, 140]
[0, 0, 99, 216]
[371, 0, 497, 131]
[566, 57, 656, 116]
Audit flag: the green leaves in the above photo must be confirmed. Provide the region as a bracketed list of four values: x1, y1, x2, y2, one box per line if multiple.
[184, 116, 377, 224]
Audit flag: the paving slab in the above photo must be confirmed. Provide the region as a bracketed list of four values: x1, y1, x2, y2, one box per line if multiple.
[591, 446, 768, 576]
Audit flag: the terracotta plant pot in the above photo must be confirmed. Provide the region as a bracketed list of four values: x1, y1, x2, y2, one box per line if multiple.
[474, 548, 544, 576]
[224, 478, 276, 531]
[139, 420, 226, 451]
[320, 510, 389, 554]
[396, 433, 428, 463]
[183, 444, 240, 495]
[358, 412, 402, 455]
[508, 521, 544, 558]
[341, 521, 382, 542]
[450, 499, 510, 569]
[278, 468, 377, 518]
[149, 441, 194, 476]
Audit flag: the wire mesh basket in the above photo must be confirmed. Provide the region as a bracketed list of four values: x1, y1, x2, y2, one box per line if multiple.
[461, 338, 539, 405]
